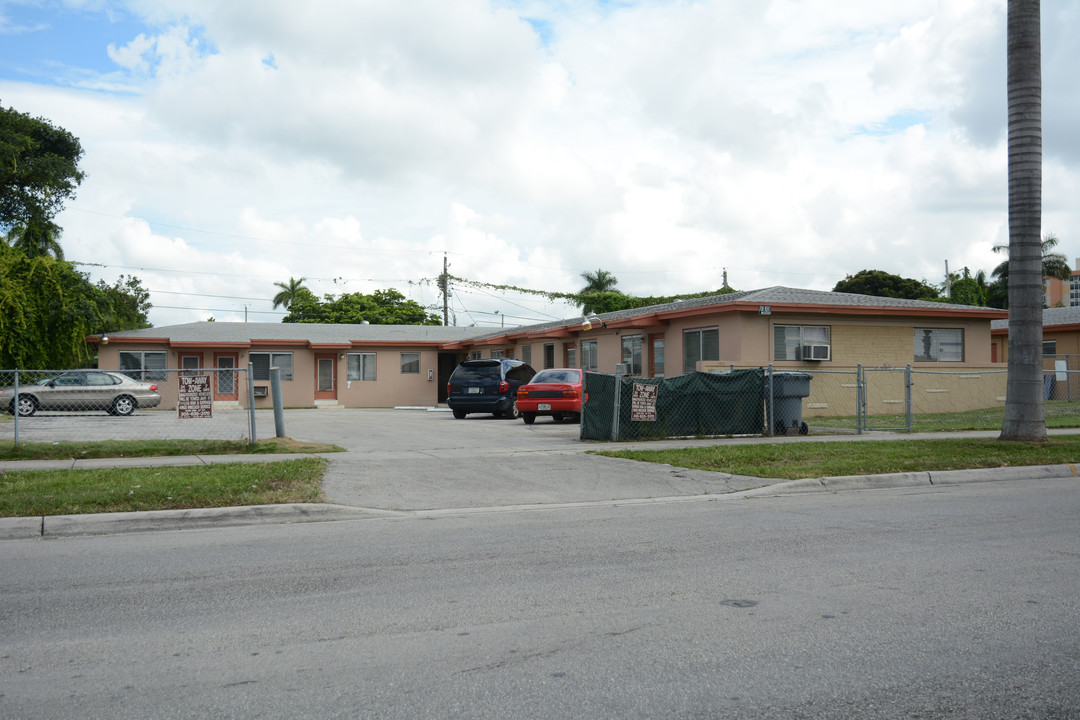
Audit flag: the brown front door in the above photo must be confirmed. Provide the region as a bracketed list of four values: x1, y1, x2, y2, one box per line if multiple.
[315, 354, 337, 401]
[214, 353, 238, 401]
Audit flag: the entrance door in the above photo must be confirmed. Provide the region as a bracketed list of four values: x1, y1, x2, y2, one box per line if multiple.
[214, 353, 238, 401]
[315, 354, 337, 401]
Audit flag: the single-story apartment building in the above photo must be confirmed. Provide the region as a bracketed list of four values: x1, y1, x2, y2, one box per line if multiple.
[90, 286, 1007, 410]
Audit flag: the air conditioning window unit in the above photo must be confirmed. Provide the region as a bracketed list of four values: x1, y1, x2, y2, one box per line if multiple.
[253, 385, 269, 397]
[801, 344, 830, 361]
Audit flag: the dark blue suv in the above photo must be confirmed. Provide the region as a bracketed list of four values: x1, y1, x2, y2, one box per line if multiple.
[446, 359, 536, 419]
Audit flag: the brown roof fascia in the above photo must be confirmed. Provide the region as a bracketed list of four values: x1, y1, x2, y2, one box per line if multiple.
[90, 335, 172, 345]
[606, 314, 669, 330]
[308, 343, 355, 350]
[347, 340, 448, 348]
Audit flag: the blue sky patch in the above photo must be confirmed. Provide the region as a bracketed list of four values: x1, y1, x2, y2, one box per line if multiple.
[856, 110, 934, 136]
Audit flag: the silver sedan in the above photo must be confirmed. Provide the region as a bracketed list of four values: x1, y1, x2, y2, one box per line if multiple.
[1, 371, 162, 417]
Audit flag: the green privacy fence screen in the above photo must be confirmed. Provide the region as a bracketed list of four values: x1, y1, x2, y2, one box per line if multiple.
[581, 369, 765, 441]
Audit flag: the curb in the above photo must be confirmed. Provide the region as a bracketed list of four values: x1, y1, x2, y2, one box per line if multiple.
[0, 503, 388, 540]
[738, 463, 1080, 497]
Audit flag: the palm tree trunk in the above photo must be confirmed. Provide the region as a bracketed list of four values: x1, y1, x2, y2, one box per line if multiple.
[1000, 0, 1046, 441]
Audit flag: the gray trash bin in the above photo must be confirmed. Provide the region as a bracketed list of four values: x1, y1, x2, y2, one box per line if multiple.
[766, 371, 812, 435]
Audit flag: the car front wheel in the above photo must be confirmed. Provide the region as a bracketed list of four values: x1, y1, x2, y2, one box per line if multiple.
[13, 395, 37, 417]
[111, 395, 136, 416]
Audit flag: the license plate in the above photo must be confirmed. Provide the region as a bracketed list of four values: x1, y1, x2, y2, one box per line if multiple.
[538, 403, 551, 411]
[467, 387, 481, 394]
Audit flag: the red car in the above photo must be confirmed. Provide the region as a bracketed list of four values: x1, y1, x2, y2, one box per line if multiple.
[516, 368, 585, 424]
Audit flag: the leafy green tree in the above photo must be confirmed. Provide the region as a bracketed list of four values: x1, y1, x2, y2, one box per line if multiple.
[0, 245, 150, 368]
[832, 270, 940, 300]
[272, 276, 309, 310]
[0, 103, 86, 234]
[942, 268, 990, 306]
[1001, 0, 1046, 442]
[282, 288, 441, 325]
[585, 287, 738, 314]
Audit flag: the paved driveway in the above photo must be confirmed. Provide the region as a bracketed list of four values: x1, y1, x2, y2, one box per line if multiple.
[280, 408, 768, 511]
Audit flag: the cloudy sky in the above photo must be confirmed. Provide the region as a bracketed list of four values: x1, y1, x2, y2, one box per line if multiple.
[2, 0, 1078, 328]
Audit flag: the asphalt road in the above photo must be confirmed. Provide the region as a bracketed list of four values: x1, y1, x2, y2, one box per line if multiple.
[4, 475, 1079, 719]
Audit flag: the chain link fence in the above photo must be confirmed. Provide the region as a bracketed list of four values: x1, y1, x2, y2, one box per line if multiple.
[581, 363, 1080, 441]
[1, 368, 257, 446]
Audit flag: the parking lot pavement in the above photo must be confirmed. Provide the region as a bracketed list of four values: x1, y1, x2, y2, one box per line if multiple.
[272, 408, 769, 511]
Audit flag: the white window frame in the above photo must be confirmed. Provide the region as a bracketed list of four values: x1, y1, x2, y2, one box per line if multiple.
[118, 350, 167, 382]
[774, 325, 831, 361]
[581, 340, 598, 372]
[400, 352, 421, 374]
[914, 328, 964, 362]
[249, 352, 294, 381]
[621, 335, 643, 375]
[347, 352, 377, 381]
[683, 327, 719, 374]
[543, 343, 555, 369]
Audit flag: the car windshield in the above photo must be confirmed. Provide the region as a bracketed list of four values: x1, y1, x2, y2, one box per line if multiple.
[531, 369, 580, 384]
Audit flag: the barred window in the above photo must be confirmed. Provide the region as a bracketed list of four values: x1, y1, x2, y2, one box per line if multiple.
[543, 343, 555, 369]
[347, 353, 377, 381]
[118, 351, 167, 381]
[249, 352, 293, 381]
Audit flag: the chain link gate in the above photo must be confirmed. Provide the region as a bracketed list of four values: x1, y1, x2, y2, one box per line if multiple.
[859, 365, 912, 432]
[1, 367, 258, 446]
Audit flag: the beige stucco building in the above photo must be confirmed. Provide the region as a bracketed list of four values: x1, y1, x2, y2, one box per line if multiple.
[90, 286, 1007, 410]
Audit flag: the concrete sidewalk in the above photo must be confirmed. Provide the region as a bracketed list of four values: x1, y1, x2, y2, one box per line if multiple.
[3, 426, 1079, 539]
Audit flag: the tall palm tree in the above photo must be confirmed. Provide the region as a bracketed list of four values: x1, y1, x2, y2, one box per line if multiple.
[2, 218, 64, 260]
[579, 269, 619, 314]
[1000, 0, 1046, 442]
[272, 276, 308, 310]
[990, 232, 1069, 284]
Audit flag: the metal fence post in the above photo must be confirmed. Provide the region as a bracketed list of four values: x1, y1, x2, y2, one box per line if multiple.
[766, 364, 774, 437]
[611, 363, 626, 441]
[905, 364, 913, 432]
[270, 366, 286, 438]
[247, 362, 257, 444]
[856, 364, 864, 435]
[12, 369, 19, 447]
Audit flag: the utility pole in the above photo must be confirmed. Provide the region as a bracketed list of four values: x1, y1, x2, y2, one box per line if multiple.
[439, 253, 451, 326]
[945, 260, 951, 298]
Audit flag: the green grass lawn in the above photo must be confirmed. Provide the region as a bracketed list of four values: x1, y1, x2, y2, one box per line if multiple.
[0, 458, 327, 517]
[0, 437, 343, 462]
[594, 435, 1080, 481]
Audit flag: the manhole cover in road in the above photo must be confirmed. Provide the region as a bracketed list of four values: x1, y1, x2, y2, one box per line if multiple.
[719, 599, 758, 608]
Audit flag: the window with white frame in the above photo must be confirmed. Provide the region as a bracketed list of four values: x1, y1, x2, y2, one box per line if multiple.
[118, 351, 167, 381]
[774, 325, 830, 361]
[581, 340, 598, 372]
[347, 352, 377, 381]
[400, 352, 420, 374]
[621, 335, 643, 375]
[1044, 340, 1057, 357]
[543, 343, 555, 369]
[914, 328, 964, 362]
[521, 345, 531, 364]
[566, 347, 577, 369]
[683, 328, 719, 374]
[249, 352, 294, 381]
[470, 351, 482, 360]
[180, 355, 201, 376]
[491, 349, 504, 359]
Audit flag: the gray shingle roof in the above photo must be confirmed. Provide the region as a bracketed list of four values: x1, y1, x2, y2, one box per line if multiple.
[104, 287, 1003, 346]
[992, 306, 1080, 330]
[470, 285, 1001, 341]
[102, 322, 491, 344]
